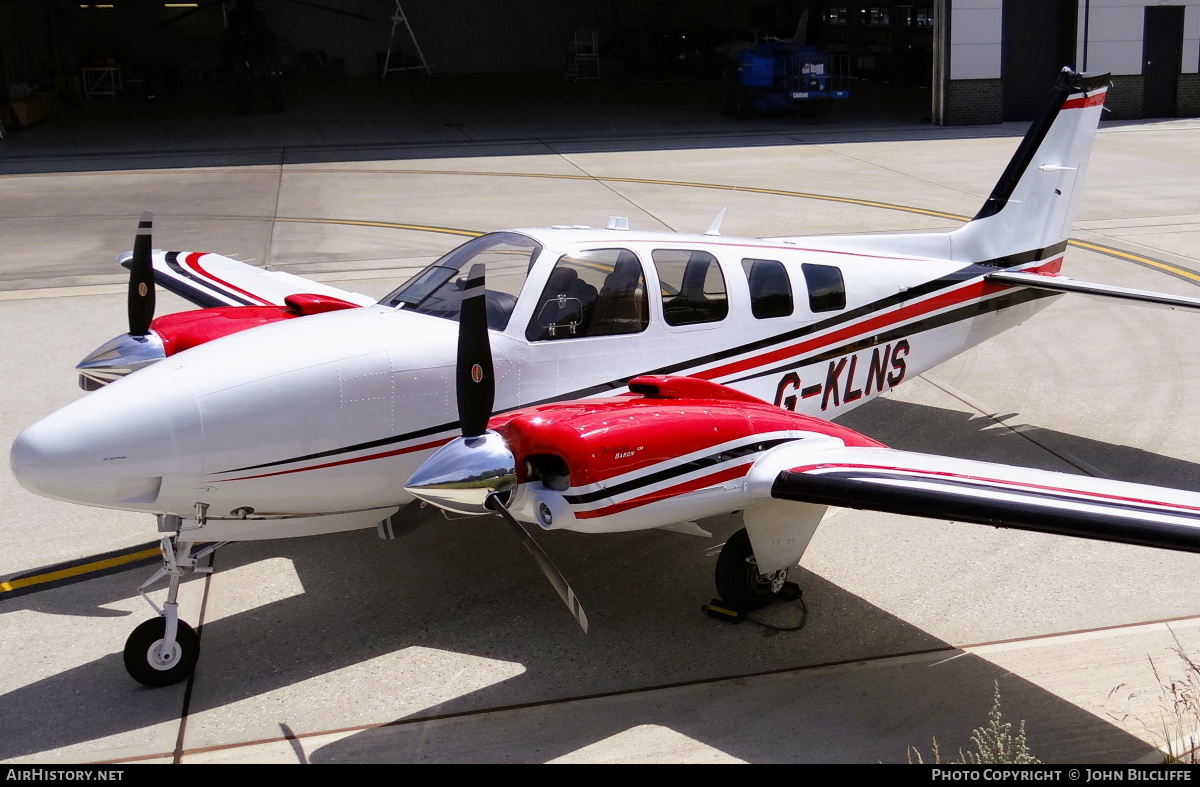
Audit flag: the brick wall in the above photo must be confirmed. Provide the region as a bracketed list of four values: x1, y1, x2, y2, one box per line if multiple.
[942, 79, 1003, 125]
[1178, 73, 1200, 117]
[1104, 75, 1144, 120]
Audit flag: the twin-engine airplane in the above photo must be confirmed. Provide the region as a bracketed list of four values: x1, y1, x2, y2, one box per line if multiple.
[14, 68, 1200, 687]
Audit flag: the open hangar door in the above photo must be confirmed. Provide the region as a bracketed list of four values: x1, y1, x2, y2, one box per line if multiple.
[1001, 0, 1075, 122]
[1, 0, 939, 146]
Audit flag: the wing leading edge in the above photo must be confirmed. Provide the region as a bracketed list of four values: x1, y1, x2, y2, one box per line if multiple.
[769, 446, 1200, 553]
[123, 250, 376, 309]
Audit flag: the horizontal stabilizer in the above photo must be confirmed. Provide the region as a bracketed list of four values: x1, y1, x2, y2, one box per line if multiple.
[121, 250, 376, 309]
[771, 446, 1200, 554]
[988, 271, 1200, 312]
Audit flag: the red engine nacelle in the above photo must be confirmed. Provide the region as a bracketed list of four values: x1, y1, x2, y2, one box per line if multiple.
[151, 293, 360, 355]
[494, 375, 882, 490]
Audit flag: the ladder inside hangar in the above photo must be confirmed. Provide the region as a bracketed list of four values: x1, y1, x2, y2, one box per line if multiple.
[382, 1, 432, 77]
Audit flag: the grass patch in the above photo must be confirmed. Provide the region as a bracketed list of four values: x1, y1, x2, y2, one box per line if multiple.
[909, 681, 1040, 764]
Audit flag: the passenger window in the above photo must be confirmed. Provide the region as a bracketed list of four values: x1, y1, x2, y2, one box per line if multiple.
[741, 258, 794, 319]
[526, 249, 648, 341]
[802, 263, 846, 312]
[653, 250, 728, 326]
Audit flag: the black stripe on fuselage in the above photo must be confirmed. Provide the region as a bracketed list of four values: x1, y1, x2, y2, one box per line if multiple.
[213, 253, 1057, 476]
[773, 468, 1200, 554]
[563, 437, 796, 506]
[725, 287, 1058, 386]
[977, 241, 1067, 269]
[215, 420, 461, 474]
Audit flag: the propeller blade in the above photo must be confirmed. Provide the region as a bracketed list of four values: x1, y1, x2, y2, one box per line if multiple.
[486, 494, 589, 633]
[456, 263, 494, 437]
[128, 212, 156, 337]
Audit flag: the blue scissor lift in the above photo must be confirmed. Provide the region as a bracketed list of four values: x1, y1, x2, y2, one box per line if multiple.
[722, 44, 850, 119]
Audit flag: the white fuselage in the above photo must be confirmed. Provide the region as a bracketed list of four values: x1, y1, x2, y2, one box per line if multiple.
[10, 227, 1060, 540]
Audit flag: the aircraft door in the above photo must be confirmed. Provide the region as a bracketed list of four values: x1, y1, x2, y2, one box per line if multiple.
[525, 249, 650, 341]
[520, 248, 656, 402]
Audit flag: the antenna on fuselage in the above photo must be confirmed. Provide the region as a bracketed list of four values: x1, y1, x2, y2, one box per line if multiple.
[704, 207, 727, 236]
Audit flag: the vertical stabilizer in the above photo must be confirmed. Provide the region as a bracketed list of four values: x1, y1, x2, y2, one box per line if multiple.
[950, 68, 1110, 265]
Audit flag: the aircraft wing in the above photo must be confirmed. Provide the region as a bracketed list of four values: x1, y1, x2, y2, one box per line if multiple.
[987, 271, 1200, 312]
[765, 445, 1200, 553]
[122, 250, 377, 309]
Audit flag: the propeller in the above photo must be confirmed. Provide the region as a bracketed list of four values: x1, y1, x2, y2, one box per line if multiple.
[405, 263, 589, 633]
[75, 212, 165, 389]
[128, 211, 156, 337]
[486, 493, 589, 632]
[455, 263, 494, 437]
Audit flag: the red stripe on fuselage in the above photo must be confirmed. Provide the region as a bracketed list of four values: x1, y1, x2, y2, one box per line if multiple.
[215, 437, 452, 482]
[695, 280, 1000, 381]
[693, 258, 1062, 382]
[573, 463, 750, 519]
[183, 253, 274, 306]
[623, 238, 913, 261]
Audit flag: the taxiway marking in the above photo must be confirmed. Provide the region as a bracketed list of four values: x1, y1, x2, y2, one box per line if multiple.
[0, 543, 160, 598]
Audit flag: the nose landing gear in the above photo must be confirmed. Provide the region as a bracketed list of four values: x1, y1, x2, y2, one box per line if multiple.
[123, 536, 224, 687]
[124, 616, 200, 687]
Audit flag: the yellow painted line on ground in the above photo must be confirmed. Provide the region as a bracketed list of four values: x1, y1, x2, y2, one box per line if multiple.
[317, 168, 973, 222]
[1068, 239, 1200, 284]
[272, 216, 481, 237]
[0, 547, 159, 594]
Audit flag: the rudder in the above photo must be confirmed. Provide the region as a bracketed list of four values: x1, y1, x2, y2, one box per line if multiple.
[949, 68, 1110, 267]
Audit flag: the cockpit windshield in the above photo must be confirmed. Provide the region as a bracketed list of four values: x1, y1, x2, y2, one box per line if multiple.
[380, 232, 542, 330]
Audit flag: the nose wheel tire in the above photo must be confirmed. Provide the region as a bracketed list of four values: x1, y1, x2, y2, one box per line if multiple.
[124, 617, 200, 687]
[715, 527, 787, 611]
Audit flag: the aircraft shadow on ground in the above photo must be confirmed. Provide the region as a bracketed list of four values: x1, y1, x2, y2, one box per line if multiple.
[1, 397, 1194, 762]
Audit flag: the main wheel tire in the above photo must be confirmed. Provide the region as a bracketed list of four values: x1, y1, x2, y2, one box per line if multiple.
[123, 617, 200, 687]
[715, 528, 782, 611]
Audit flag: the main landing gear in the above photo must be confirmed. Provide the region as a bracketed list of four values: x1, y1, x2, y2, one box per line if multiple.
[706, 527, 805, 626]
[124, 536, 224, 687]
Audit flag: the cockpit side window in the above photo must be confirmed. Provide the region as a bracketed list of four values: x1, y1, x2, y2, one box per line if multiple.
[653, 249, 728, 326]
[741, 258, 794, 319]
[526, 249, 648, 341]
[380, 232, 541, 330]
[801, 263, 846, 313]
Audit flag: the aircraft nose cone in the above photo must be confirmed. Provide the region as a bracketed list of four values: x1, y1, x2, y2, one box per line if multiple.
[10, 375, 202, 509]
[11, 418, 72, 500]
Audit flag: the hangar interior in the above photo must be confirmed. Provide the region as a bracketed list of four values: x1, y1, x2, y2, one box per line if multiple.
[0, 0, 1196, 154]
[0, 0, 939, 153]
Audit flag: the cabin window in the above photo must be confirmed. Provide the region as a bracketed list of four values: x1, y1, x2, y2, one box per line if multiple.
[741, 258, 794, 319]
[802, 263, 846, 312]
[526, 249, 648, 341]
[381, 232, 540, 330]
[653, 250, 728, 326]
